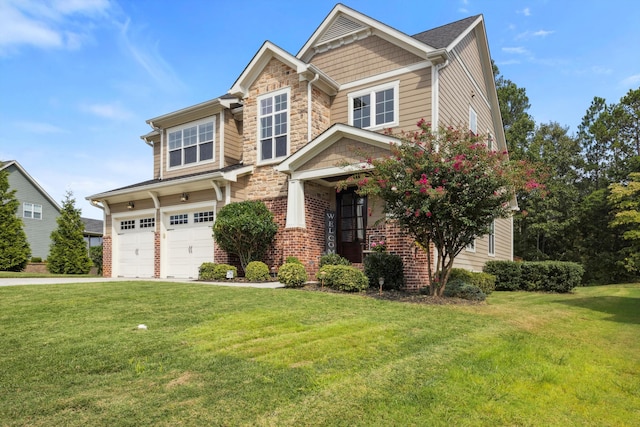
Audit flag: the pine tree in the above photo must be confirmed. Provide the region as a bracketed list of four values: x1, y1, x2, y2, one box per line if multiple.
[0, 167, 31, 271]
[48, 191, 92, 274]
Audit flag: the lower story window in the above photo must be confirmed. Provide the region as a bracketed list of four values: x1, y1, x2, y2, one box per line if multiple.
[194, 211, 214, 223]
[170, 214, 189, 225]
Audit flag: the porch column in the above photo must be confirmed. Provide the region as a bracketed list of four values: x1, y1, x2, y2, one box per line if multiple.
[286, 179, 306, 228]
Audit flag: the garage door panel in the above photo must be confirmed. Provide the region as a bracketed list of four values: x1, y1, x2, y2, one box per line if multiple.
[165, 212, 214, 279]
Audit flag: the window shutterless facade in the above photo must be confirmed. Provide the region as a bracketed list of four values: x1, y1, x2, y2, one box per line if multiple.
[167, 117, 215, 169]
[258, 88, 289, 163]
[348, 81, 399, 130]
[469, 106, 477, 135]
[488, 220, 496, 256]
[23, 202, 42, 220]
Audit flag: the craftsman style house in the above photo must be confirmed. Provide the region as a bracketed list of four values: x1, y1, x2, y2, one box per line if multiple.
[87, 4, 511, 289]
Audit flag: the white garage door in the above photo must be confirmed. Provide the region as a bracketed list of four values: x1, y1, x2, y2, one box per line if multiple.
[165, 210, 215, 279]
[116, 217, 155, 278]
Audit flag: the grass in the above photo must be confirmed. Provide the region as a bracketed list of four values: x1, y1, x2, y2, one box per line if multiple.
[0, 281, 638, 426]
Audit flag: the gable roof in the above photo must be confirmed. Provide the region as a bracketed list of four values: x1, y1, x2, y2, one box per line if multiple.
[229, 41, 339, 98]
[1, 160, 61, 211]
[412, 15, 482, 49]
[297, 3, 434, 63]
[276, 123, 401, 181]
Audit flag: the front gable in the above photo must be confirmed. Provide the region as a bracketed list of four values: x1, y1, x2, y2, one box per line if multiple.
[276, 123, 400, 183]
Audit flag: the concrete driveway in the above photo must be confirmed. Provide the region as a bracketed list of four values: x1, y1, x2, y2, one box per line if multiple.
[0, 277, 284, 288]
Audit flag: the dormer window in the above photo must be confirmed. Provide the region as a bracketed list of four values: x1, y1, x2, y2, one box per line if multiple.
[168, 117, 215, 168]
[258, 88, 290, 163]
[348, 81, 399, 130]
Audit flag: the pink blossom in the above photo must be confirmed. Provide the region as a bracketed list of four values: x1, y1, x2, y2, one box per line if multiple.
[426, 211, 432, 217]
[414, 210, 421, 217]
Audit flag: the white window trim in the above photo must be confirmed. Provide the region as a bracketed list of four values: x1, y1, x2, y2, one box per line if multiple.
[257, 87, 290, 166]
[23, 202, 43, 220]
[466, 238, 476, 253]
[166, 116, 216, 171]
[469, 106, 477, 135]
[488, 220, 496, 257]
[348, 81, 399, 131]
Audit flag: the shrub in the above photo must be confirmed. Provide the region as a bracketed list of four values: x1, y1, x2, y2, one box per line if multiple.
[449, 268, 495, 295]
[30, 257, 43, 263]
[319, 253, 351, 267]
[278, 263, 308, 288]
[89, 245, 103, 275]
[199, 263, 237, 281]
[443, 278, 486, 301]
[212, 201, 278, 271]
[483, 260, 584, 293]
[363, 252, 405, 290]
[484, 260, 522, 291]
[525, 261, 584, 293]
[318, 265, 369, 292]
[245, 261, 270, 281]
[285, 256, 302, 264]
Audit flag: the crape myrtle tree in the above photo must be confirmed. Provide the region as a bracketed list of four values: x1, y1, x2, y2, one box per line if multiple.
[340, 121, 544, 296]
[213, 200, 278, 272]
[0, 168, 31, 271]
[48, 191, 92, 274]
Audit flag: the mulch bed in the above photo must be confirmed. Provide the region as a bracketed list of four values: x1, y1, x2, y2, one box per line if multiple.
[200, 278, 483, 305]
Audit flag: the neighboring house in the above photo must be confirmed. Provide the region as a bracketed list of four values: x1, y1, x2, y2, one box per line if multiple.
[87, 4, 511, 288]
[82, 218, 104, 253]
[1, 160, 103, 261]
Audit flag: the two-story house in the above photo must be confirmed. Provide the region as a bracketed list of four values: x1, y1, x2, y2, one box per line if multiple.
[2, 160, 103, 261]
[87, 4, 511, 289]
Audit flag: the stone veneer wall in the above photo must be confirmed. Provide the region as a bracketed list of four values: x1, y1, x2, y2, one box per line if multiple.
[102, 235, 112, 277]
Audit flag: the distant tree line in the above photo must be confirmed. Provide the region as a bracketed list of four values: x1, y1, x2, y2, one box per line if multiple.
[494, 62, 640, 283]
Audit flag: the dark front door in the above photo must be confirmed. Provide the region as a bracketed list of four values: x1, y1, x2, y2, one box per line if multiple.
[337, 189, 367, 263]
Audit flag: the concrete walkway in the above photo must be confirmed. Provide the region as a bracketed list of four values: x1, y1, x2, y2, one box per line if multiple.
[0, 277, 284, 289]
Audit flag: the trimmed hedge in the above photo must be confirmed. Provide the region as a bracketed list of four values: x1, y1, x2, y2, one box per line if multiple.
[199, 263, 238, 281]
[245, 261, 270, 281]
[483, 260, 521, 291]
[278, 263, 308, 288]
[483, 260, 583, 293]
[285, 256, 302, 265]
[318, 265, 369, 292]
[448, 268, 496, 295]
[319, 253, 351, 267]
[363, 252, 405, 290]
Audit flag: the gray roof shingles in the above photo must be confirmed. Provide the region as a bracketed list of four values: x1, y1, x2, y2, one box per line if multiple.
[412, 15, 481, 49]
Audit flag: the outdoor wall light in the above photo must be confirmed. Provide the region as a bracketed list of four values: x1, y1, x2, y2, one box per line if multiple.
[181, 192, 189, 202]
[378, 276, 385, 296]
[127, 201, 135, 210]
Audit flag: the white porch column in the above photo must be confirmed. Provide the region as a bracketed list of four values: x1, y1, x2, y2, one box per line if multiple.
[286, 179, 306, 228]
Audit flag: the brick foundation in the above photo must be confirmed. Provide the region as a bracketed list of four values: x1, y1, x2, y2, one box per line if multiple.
[102, 235, 112, 277]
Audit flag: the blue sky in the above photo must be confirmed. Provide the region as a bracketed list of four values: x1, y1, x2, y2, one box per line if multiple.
[1, 0, 639, 220]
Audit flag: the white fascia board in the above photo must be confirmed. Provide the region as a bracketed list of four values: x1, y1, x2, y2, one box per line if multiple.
[145, 98, 223, 128]
[229, 41, 308, 98]
[276, 124, 399, 174]
[444, 15, 484, 51]
[297, 4, 432, 62]
[3, 160, 62, 211]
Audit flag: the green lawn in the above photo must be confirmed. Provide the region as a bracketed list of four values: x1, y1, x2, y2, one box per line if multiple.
[0, 282, 638, 426]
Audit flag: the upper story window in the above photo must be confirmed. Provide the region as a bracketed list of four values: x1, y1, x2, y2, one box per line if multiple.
[469, 106, 477, 135]
[258, 88, 289, 163]
[168, 117, 215, 169]
[23, 203, 42, 220]
[348, 81, 399, 130]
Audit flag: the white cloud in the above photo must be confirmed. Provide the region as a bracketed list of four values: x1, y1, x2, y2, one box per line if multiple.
[621, 74, 640, 86]
[518, 7, 531, 16]
[117, 18, 186, 91]
[81, 102, 133, 120]
[14, 121, 67, 134]
[0, 0, 111, 54]
[502, 46, 530, 55]
[532, 30, 554, 37]
[591, 66, 613, 75]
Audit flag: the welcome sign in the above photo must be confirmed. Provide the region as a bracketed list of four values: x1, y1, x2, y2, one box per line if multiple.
[325, 210, 336, 254]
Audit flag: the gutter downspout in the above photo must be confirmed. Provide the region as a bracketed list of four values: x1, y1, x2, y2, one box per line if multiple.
[431, 59, 449, 129]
